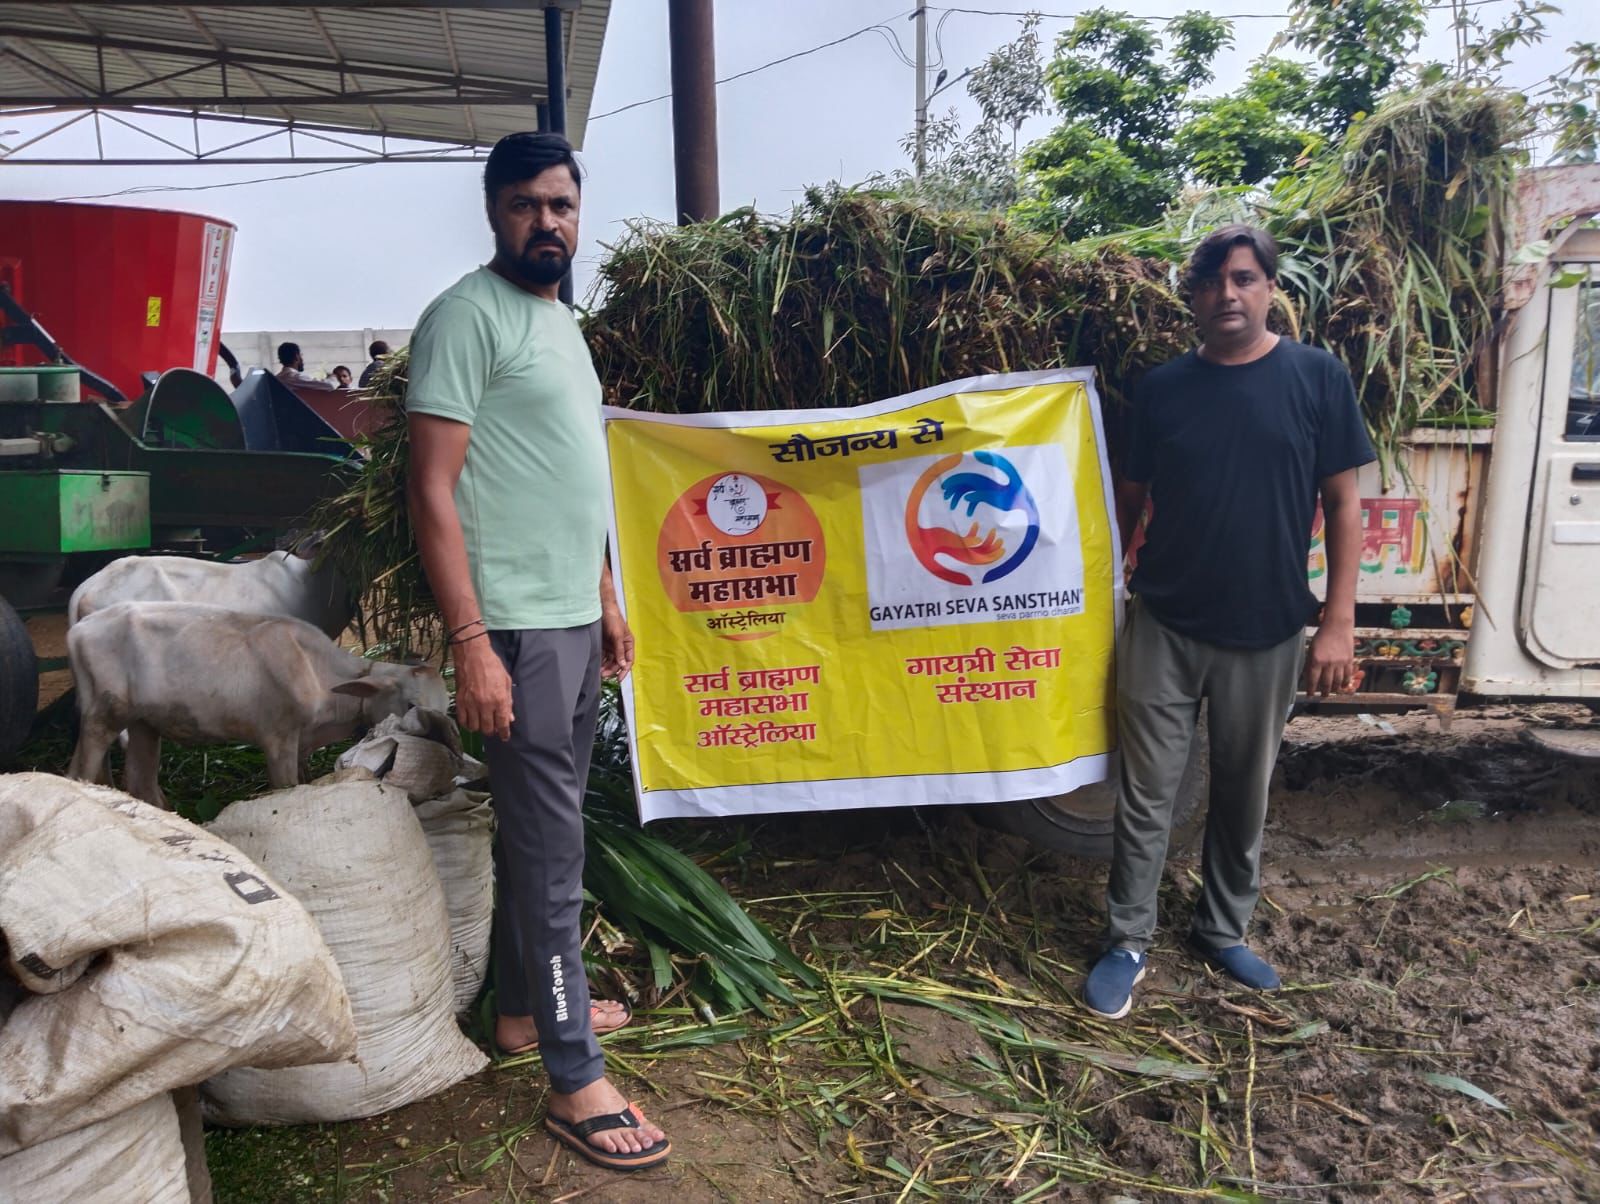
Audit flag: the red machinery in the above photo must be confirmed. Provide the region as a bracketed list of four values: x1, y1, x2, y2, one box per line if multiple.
[0, 201, 235, 400]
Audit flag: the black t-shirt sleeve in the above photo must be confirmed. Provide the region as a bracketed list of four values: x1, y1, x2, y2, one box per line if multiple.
[1123, 376, 1153, 484]
[1315, 358, 1377, 480]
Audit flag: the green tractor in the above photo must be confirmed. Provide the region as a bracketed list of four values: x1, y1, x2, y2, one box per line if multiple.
[0, 353, 358, 762]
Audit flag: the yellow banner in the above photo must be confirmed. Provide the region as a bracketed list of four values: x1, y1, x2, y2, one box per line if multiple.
[605, 369, 1121, 821]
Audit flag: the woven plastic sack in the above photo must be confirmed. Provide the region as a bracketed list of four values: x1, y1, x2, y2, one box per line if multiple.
[334, 714, 493, 1017]
[413, 789, 494, 1015]
[0, 1092, 188, 1204]
[0, 774, 354, 1154]
[201, 780, 488, 1124]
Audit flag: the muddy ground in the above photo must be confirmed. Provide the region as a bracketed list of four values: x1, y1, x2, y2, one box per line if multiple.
[181, 706, 1600, 1203]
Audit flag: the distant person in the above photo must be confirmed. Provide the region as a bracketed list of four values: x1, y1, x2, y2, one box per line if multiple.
[1082, 224, 1374, 1021]
[358, 340, 391, 389]
[275, 342, 334, 391]
[329, 365, 353, 389]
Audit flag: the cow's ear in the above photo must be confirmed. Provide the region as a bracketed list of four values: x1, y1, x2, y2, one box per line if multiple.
[332, 678, 386, 698]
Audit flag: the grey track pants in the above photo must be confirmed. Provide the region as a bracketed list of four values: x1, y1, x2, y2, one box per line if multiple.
[1105, 598, 1303, 954]
[484, 622, 604, 1095]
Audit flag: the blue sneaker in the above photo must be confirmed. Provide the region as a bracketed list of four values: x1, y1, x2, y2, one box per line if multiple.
[1187, 936, 1280, 990]
[1083, 947, 1147, 1019]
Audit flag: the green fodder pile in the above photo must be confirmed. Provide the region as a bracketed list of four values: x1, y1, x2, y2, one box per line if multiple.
[305, 352, 435, 658]
[1266, 84, 1527, 463]
[584, 189, 1191, 417]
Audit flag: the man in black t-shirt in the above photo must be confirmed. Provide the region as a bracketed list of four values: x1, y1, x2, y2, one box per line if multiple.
[1083, 225, 1374, 1020]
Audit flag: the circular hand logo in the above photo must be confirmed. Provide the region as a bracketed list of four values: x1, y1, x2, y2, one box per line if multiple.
[904, 450, 1040, 586]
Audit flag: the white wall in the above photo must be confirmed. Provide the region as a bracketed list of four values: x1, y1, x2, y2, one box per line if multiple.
[217, 327, 411, 385]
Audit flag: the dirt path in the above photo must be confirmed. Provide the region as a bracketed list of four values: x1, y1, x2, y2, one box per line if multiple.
[204, 711, 1600, 1203]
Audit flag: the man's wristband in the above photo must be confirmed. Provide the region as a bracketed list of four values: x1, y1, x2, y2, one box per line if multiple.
[446, 617, 486, 641]
[449, 629, 489, 647]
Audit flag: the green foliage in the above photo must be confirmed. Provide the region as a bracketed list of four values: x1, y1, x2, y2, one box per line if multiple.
[1014, 0, 1438, 237]
[1177, 58, 1323, 186]
[894, 15, 1047, 212]
[304, 353, 442, 660]
[899, 0, 1593, 226]
[1448, 0, 1599, 164]
[1019, 9, 1232, 237]
[1544, 39, 1600, 163]
[583, 185, 1189, 418]
[1263, 83, 1529, 463]
[583, 81, 1524, 472]
[583, 689, 821, 1016]
[1278, 0, 1428, 134]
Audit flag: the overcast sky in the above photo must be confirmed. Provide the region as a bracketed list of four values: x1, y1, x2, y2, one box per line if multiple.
[2, 0, 1587, 337]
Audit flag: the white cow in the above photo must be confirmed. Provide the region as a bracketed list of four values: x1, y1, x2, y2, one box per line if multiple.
[68, 602, 449, 810]
[68, 549, 353, 638]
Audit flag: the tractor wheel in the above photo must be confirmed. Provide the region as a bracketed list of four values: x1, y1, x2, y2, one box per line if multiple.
[0, 597, 39, 765]
[974, 710, 1210, 859]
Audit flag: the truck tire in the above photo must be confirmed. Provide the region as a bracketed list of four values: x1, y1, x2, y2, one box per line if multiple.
[0, 597, 38, 765]
[975, 710, 1210, 859]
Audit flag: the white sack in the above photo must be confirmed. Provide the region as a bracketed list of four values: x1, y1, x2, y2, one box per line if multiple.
[334, 707, 484, 803]
[201, 781, 488, 1125]
[413, 789, 495, 1016]
[334, 713, 495, 1017]
[0, 774, 355, 1154]
[0, 1092, 188, 1204]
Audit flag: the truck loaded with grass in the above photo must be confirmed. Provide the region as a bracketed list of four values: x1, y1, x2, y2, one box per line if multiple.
[317, 82, 1600, 860]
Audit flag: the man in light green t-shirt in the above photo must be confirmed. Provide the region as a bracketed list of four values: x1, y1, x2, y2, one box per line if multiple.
[407, 133, 669, 1172]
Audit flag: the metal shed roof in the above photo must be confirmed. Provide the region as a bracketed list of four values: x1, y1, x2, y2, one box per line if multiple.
[0, 1, 611, 163]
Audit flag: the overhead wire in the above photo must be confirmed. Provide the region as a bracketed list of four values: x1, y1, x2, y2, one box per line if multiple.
[588, 10, 920, 122]
[45, 161, 369, 201]
[927, 0, 1514, 21]
[869, 25, 921, 71]
[931, 8, 957, 71]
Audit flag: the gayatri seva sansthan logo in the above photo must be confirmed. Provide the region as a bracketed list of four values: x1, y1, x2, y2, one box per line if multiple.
[860, 442, 1085, 633]
[905, 450, 1040, 586]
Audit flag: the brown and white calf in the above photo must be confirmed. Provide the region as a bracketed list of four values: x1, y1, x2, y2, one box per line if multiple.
[68, 548, 354, 638]
[68, 602, 448, 809]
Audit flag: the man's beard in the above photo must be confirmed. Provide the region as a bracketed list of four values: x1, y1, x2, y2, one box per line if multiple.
[499, 233, 570, 286]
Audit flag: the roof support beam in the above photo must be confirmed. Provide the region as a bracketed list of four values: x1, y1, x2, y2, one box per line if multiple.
[0, 24, 546, 97]
[0, 0, 603, 163]
[542, 4, 573, 305]
[0, 93, 539, 107]
[544, 4, 566, 135]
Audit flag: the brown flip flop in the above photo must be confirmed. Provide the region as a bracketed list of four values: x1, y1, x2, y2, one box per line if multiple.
[545, 1102, 670, 1172]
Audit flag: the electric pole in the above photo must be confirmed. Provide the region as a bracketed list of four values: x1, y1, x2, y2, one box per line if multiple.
[669, 0, 720, 225]
[913, 5, 927, 177]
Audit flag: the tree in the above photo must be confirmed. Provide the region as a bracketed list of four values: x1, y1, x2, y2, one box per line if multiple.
[1011, 0, 1433, 238]
[1178, 57, 1322, 188]
[1014, 9, 1281, 238]
[892, 15, 1047, 211]
[1545, 40, 1600, 163]
[1448, 0, 1599, 163]
[1278, 0, 1428, 134]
